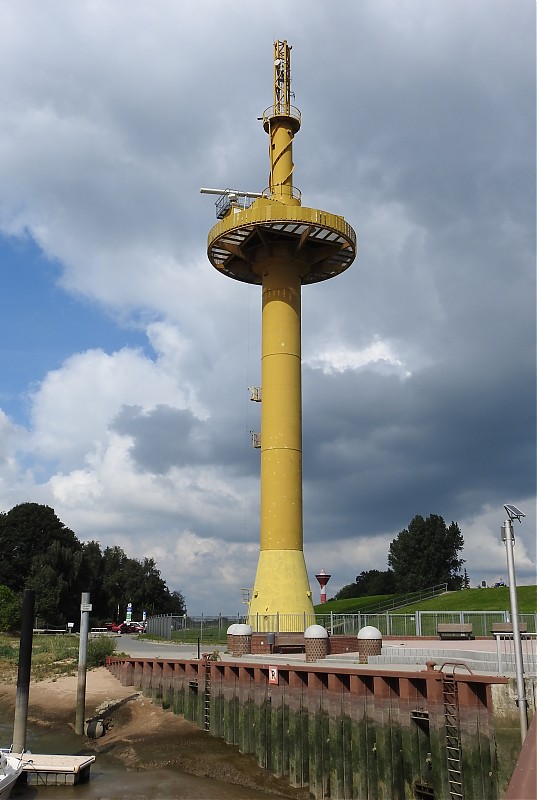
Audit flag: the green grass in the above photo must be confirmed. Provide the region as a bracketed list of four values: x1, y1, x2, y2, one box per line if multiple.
[171, 627, 226, 644]
[0, 633, 117, 683]
[314, 594, 393, 614]
[392, 586, 536, 614]
[314, 586, 536, 616]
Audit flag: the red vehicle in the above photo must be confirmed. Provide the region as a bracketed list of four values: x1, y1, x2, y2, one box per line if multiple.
[103, 621, 144, 634]
[121, 622, 144, 634]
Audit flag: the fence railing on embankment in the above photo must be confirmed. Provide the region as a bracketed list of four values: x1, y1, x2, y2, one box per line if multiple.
[355, 582, 448, 615]
[146, 614, 244, 641]
[317, 610, 537, 637]
[146, 610, 537, 641]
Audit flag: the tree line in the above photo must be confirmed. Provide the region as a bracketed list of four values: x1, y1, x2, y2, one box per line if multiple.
[0, 503, 185, 630]
[333, 513, 465, 601]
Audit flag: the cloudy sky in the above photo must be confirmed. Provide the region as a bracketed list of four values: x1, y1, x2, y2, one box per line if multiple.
[0, 1, 535, 614]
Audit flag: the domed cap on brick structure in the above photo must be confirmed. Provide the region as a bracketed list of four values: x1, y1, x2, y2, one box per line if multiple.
[357, 626, 382, 639]
[233, 624, 253, 635]
[304, 624, 328, 639]
[227, 624, 239, 635]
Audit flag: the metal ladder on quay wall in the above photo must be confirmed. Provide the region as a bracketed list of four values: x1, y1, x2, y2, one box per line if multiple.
[203, 655, 211, 732]
[442, 674, 464, 800]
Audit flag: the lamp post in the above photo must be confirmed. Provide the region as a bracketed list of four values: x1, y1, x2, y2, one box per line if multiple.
[501, 504, 527, 742]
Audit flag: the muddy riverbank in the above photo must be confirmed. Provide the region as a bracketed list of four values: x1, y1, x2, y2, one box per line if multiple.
[0, 668, 310, 799]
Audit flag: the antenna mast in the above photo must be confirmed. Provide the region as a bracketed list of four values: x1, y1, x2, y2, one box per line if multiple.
[274, 40, 292, 115]
[262, 40, 301, 203]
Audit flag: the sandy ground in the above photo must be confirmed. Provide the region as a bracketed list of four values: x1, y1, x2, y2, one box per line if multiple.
[0, 668, 309, 799]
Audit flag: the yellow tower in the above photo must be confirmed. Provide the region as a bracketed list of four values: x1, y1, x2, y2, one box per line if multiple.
[203, 41, 356, 631]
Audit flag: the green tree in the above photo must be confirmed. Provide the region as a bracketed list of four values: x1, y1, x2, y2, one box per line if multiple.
[0, 504, 187, 624]
[388, 514, 465, 593]
[0, 503, 79, 592]
[167, 590, 187, 615]
[334, 569, 396, 600]
[28, 538, 83, 624]
[100, 547, 186, 621]
[76, 541, 107, 619]
[0, 585, 22, 632]
[101, 546, 129, 621]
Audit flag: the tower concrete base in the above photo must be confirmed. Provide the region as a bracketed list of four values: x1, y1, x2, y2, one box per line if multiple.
[248, 549, 315, 632]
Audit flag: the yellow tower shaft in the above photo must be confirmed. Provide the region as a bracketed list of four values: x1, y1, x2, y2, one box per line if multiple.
[247, 254, 313, 628]
[269, 123, 297, 201]
[248, 43, 313, 629]
[260, 258, 302, 551]
[205, 40, 356, 632]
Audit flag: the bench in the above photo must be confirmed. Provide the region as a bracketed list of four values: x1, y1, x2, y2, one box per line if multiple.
[33, 628, 67, 635]
[491, 622, 527, 636]
[272, 635, 305, 654]
[437, 623, 473, 640]
[274, 643, 305, 654]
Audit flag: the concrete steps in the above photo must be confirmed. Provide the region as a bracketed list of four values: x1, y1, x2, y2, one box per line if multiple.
[367, 646, 520, 675]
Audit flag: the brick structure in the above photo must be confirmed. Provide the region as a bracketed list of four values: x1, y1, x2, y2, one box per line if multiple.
[229, 623, 252, 657]
[226, 623, 238, 653]
[304, 624, 328, 662]
[357, 625, 382, 664]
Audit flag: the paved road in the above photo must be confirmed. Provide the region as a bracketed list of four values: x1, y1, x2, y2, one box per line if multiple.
[114, 635, 226, 659]
[117, 634, 506, 657]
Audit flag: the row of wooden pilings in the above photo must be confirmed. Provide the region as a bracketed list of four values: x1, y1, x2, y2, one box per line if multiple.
[107, 655, 514, 800]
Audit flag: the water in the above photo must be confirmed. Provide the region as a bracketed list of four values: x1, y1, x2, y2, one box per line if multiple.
[1, 701, 307, 800]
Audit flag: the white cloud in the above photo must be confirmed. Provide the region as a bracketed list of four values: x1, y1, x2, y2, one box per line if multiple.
[28, 341, 193, 467]
[460, 503, 536, 587]
[305, 336, 410, 376]
[0, 1, 533, 613]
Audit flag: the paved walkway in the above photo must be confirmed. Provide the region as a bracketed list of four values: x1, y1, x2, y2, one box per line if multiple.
[116, 634, 537, 677]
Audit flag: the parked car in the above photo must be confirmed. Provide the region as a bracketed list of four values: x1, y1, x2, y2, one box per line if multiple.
[102, 621, 144, 634]
[118, 622, 144, 634]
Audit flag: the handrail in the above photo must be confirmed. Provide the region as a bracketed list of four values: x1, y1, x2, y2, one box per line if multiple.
[357, 583, 448, 615]
[437, 661, 474, 675]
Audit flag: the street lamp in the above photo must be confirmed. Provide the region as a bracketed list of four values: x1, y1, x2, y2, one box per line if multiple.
[501, 504, 528, 742]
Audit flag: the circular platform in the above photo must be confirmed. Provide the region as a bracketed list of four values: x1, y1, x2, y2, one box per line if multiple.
[207, 201, 357, 285]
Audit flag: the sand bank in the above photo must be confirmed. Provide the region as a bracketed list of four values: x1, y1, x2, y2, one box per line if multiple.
[0, 668, 308, 798]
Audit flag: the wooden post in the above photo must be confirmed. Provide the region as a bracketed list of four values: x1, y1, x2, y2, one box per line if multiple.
[75, 592, 91, 735]
[12, 588, 35, 753]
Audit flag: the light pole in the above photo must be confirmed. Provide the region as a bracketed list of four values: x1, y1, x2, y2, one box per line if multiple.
[501, 504, 528, 742]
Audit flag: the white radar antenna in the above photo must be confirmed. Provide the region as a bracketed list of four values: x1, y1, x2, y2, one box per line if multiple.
[200, 187, 267, 220]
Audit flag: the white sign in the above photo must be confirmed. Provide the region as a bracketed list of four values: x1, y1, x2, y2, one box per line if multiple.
[80, 603, 92, 612]
[268, 666, 279, 685]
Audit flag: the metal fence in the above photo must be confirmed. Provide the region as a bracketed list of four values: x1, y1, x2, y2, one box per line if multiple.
[317, 611, 537, 637]
[146, 610, 537, 640]
[146, 614, 245, 640]
[494, 633, 537, 676]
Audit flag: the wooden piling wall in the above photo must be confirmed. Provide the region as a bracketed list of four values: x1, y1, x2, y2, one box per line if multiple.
[107, 656, 519, 800]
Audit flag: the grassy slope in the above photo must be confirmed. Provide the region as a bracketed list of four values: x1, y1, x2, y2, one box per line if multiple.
[315, 586, 537, 616]
[314, 594, 393, 615]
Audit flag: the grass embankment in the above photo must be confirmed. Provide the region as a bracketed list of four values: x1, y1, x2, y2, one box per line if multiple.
[315, 586, 536, 616]
[314, 594, 393, 615]
[170, 627, 225, 645]
[0, 634, 117, 684]
[134, 587, 537, 646]
[393, 585, 537, 614]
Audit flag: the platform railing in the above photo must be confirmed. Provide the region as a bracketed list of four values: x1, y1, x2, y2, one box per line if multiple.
[494, 632, 537, 676]
[146, 611, 537, 641]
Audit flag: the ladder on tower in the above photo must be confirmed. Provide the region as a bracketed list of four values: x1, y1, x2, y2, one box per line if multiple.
[442, 675, 464, 799]
[203, 655, 212, 732]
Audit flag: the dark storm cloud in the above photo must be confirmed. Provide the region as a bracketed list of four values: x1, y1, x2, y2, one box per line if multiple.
[302, 344, 536, 542]
[112, 398, 261, 478]
[0, 0, 534, 609]
[113, 404, 206, 472]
